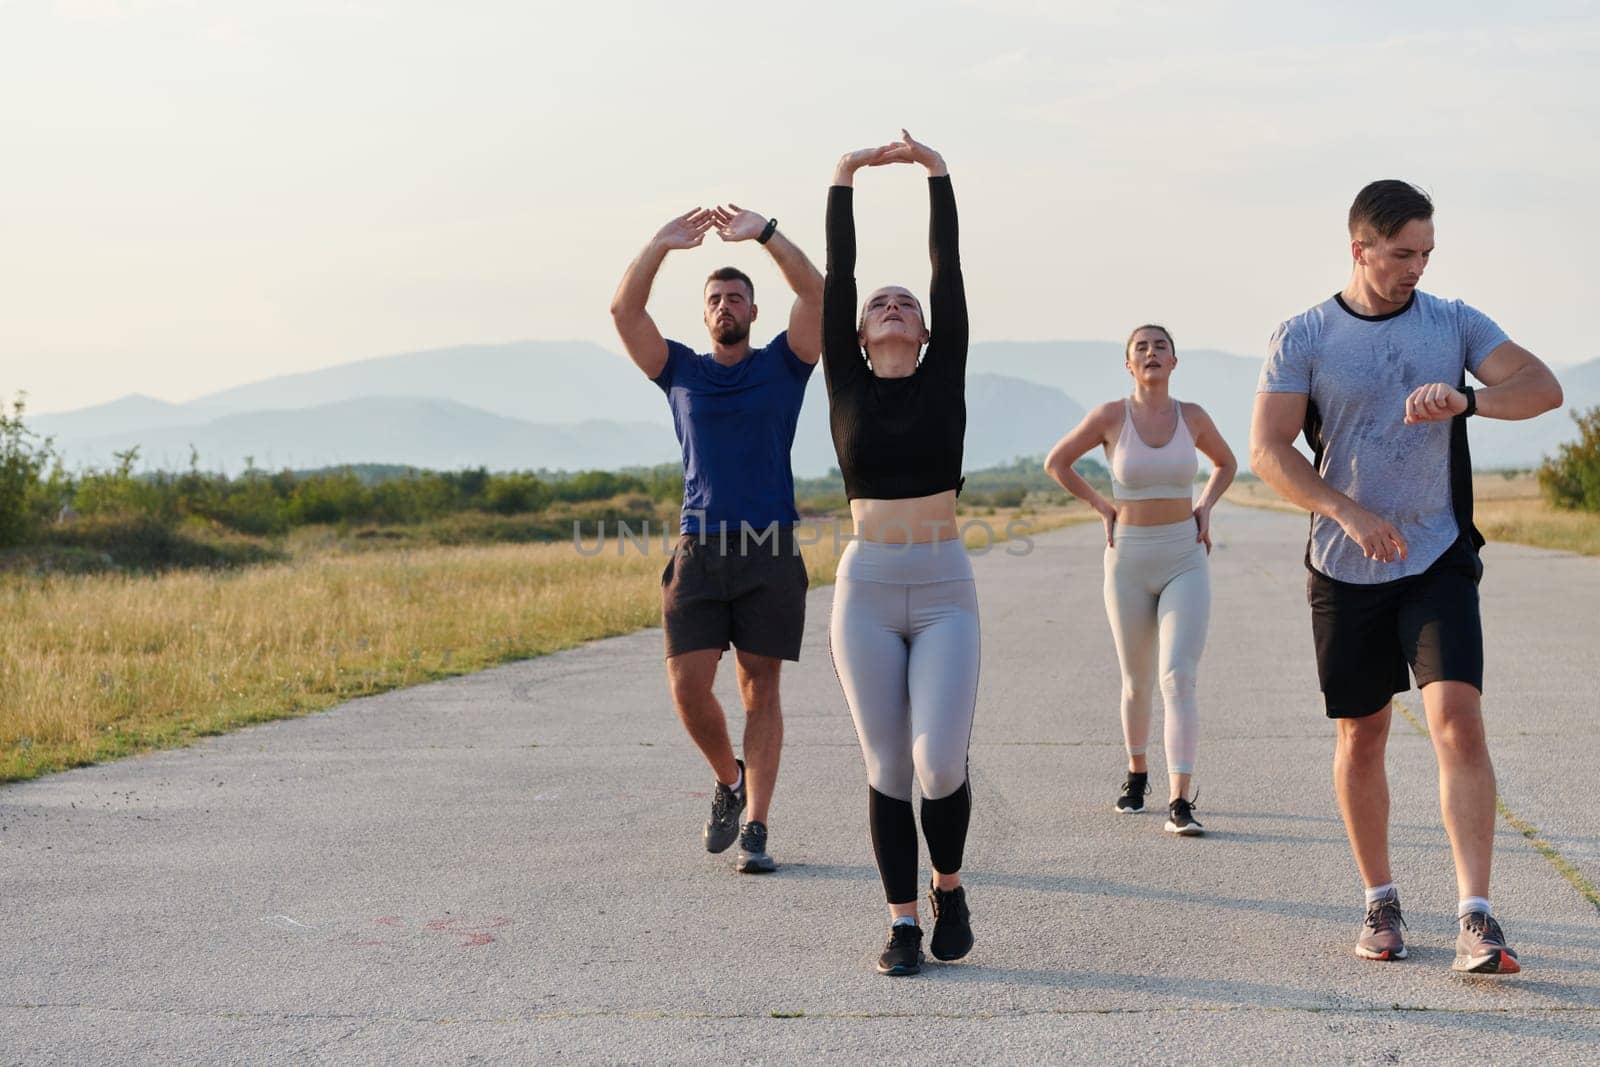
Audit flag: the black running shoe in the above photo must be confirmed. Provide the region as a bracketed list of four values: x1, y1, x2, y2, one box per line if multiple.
[703, 759, 746, 854]
[1164, 795, 1204, 836]
[735, 820, 777, 874]
[876, 923, 924, 976]
[1114, 771, 1150, 814]
[928, 883, 974, 962]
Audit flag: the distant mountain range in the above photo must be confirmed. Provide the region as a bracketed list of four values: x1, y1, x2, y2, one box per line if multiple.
[26, 361, 1087, 478]
[45, 397, 676, 475]
[24, 339, 1599, 475]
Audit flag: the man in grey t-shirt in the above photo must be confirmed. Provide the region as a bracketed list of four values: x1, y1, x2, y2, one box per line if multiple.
[1251, 179, 1562, 975]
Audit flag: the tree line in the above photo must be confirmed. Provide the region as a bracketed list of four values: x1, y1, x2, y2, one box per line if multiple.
[6, 393, 1599, 553]
[0, 396, 682, 548]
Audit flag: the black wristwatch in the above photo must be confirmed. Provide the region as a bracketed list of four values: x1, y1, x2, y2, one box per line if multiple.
[756, 217, 778, 245]
[1461, 385, 1477, 417]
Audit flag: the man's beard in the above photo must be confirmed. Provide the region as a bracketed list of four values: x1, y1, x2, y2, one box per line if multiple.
[712, 320, 749, 345]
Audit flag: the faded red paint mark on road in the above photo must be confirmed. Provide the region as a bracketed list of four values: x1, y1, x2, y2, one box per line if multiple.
[356, 915, 512, 948]
[422, 915, 511, 946]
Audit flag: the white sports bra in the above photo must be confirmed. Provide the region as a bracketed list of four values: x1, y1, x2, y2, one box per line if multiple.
[1109, 398, 1199, 501]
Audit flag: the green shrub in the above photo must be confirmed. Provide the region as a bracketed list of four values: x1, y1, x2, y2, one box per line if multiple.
[989, 487, 1027, 508]
[0, 395, 53, 548]
[42, 513, 281, 570]
[207, 470, 289, 535]
[551, 470, 646, 503]
[484, 473, 552, 515]
[1539, 406, 1600, 512]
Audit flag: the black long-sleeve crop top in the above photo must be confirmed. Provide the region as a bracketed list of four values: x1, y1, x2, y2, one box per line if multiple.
[822, 175, 968, 501]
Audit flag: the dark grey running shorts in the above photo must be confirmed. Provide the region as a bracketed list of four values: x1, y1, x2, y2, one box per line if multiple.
[1306, 536, 1484, 718]
[662, 526, 808, 661]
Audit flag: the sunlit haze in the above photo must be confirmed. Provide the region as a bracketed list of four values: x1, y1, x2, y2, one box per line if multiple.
[4, 0, 1597, 413]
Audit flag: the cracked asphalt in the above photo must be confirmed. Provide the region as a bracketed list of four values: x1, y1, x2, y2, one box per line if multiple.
[2, 504, 1597, 1064]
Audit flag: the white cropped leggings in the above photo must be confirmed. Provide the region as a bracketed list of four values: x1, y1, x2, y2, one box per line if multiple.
[1103, 519, 1210, 776]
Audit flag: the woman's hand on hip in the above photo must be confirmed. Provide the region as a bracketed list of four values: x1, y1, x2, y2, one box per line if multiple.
[1098, 501, 1117, 548]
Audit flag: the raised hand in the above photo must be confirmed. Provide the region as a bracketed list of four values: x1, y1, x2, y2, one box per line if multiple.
[653, 208, 715, 251]
[1403, 382, 1468, 424]
[711, 203, 767, 243]
[833, 143, 902, 184]
[875, 128, 947, 176]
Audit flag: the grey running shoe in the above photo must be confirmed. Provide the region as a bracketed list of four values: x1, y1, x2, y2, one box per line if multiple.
[703, 759, 746, 854]
[735, 820, 777, 874]
[928, 883, 973, 961]
[876, 924, 924, 976]
[1453, 911, 1521, 974]
[1164, 795, 1204, 836]
[1114, 772, 1150, 814]
[1354, 889, 1408, 961]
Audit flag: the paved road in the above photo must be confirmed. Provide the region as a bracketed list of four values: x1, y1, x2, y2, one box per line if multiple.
[3, 504, 1597, 1064]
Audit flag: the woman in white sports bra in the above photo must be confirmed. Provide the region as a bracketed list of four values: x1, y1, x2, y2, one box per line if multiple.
[1044, 325, 1237, 834]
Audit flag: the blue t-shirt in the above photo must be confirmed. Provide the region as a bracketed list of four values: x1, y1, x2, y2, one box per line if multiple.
[653, 331, 816, 535]
[1258, 291, 1508, 584]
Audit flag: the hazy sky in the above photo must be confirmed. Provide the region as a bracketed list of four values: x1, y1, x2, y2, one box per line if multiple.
[4, 0, 1598, 414]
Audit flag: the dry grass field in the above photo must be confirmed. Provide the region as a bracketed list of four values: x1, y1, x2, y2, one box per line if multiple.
[0, 508, 1090, 784]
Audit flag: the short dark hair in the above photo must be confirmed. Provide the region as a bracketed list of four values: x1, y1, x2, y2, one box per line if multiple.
[705, 266, 754, 302]
[1124, 324, 1174, 359]
[1348, 180, 1433, 242]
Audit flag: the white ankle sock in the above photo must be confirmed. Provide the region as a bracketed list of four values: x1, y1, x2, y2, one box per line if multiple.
[1364, 882, 1397, 905]
[1458, 896, 1492, 920]
[719, 765, 743, 791]
[892, 915, 917, 928]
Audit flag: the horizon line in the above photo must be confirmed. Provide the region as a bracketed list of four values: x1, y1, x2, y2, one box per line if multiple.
[20, 336, 1596, 417]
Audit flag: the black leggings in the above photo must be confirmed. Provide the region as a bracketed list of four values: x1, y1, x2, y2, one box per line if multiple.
[868, 781, 972, 906]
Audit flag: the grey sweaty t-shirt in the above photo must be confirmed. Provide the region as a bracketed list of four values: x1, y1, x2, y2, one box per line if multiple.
[1258, 291, 1508, 584]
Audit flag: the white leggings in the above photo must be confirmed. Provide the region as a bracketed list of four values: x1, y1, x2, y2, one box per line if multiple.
[1103, 519, 1210, 776]
[829, 539, 980, 802]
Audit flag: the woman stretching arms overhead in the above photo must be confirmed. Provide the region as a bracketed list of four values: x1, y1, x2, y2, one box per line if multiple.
[824, 130, 980, 977]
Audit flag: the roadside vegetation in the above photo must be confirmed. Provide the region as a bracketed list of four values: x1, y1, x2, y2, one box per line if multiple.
[0, 506, 1088, 785]
[11, 396, 1592, 787]
[0, 394, 1095, 784]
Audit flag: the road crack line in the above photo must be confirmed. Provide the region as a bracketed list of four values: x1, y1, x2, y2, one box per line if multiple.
[1394, 699, 1600, 915]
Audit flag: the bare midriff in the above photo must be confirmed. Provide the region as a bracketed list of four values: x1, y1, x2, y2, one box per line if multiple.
[1115, 497, 1195, 526]
[850, 490, 961, 543]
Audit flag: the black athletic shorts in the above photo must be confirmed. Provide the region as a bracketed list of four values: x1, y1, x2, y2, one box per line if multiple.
[661, 525, 809, 661]
[1306, 536, 1484, 718]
